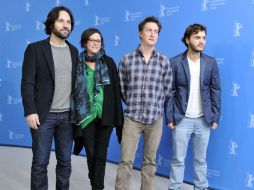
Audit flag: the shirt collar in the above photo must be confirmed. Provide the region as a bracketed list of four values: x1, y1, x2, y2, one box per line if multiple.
[135, 45, 158, 58]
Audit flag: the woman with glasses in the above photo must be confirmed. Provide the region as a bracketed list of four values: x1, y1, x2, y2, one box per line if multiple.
[71, 28, 123, 190]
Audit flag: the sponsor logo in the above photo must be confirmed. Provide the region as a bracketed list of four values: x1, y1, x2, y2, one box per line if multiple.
[7, 95, 22, 105]
[207, 169, 221, 178]
[157, 154, 171, 168]
[95, 15, 110, 26]
[233, 22, 243, 37]
[246, 173, 254, 188]
[249, 113, 254, 128]
[6, 59, 22, 69]
[160, 4, 167, 17]
[9, 130, 25, 140]
[125, 10, 142, 22]
[229, 139, 238, 155]
[231, 82, 240, 97]
[215, 57, 224, 65]
[25, 1, 31, 12]
[114, 35, 120, 47]
[36, 20, 44, 30]
[201, 0, 209, 11]
[201, 0, 226, 11]
[5, 22, 21, 32]
[160, 4, 180, 17]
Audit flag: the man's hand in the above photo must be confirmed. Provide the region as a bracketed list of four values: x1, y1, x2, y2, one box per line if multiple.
[167, 123, 175, 129]
[211, 122, 218, 130]
[26, 114, 40, 130]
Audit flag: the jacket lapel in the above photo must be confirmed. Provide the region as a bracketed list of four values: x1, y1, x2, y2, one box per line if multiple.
[181, 54, 190, 89]
[42, 39, 55, 82]
[200, 53, 206, 87]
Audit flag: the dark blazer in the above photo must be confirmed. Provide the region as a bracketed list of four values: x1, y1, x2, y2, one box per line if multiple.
[73, 55, 124, 155]
[100, 55, 124, 130]
[165, 51, 221, 126]
[21, 38, 78, 123]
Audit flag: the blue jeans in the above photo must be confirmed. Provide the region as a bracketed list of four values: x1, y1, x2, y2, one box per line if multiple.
[30, 112, 73, 190]
[169, 116, 210, 190]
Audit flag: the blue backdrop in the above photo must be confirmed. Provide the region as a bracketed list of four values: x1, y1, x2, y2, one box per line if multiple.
[1, 1, 254, 189]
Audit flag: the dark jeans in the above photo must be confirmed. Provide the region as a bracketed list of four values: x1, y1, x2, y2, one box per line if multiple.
[30, 112, 73, 190]
[82, 120, 113, 190]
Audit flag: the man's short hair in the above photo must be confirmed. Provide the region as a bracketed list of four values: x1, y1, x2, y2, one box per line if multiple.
[44, 6, 74, 35]
[182, 23, 207, 47]
[138, 16, 162, 34]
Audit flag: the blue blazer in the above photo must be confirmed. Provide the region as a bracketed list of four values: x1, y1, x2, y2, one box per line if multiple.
[165, 51, 221, 126]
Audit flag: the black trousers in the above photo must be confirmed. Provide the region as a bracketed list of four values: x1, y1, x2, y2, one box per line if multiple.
[82, 119, 113, 190]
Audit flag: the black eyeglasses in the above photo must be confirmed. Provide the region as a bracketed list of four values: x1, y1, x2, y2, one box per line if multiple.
[88, 38, 102, 44]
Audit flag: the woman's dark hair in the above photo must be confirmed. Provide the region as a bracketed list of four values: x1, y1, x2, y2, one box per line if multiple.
[80, 28, 104, 49]
[181, 23, 207, 47]
[138, 16, 162, 34]
[44, 6, 74, 35]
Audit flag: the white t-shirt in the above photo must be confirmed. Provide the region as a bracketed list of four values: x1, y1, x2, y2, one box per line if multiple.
[185, 57, 203, 118]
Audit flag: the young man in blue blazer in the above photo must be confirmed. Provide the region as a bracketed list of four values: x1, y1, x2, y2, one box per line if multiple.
[165, 24, 221, 190]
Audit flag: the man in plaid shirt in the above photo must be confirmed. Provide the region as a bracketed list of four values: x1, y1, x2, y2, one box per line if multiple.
[115, 16, 173, 190]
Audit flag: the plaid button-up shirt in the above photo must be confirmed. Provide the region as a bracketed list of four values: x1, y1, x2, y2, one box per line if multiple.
[119, 47, 172, 124]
